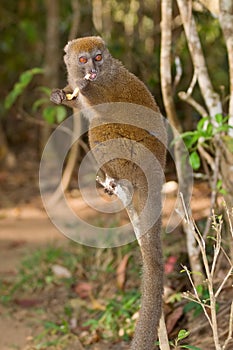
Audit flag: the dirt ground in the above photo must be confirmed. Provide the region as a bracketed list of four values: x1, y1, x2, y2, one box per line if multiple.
[0, 201, 63, 349]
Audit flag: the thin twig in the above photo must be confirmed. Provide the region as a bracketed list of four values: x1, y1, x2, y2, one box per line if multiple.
[202, 145, 221, 239]
[183, 292, 211, 309]
[187, 71, 198, 96]
[47, 140, 89, 207]
[223, 301, 233, 350]
[215, 265, 233, 298]
[180, 198, 223, 348]
[197, 144, 215, 171]
[173, 56, 182, 92]
[225, 203, 233, 238]
[182, 265, 213, 326]
[178, 91, 208, 117]
[181, 266, 204, 302]
[211, 217, 222, 278]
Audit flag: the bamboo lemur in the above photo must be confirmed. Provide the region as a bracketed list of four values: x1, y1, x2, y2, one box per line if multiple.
[50, 36, 167, 350]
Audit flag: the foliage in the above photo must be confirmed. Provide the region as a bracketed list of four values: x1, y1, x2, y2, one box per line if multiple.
[171, 329, 201, 349]
[0, 242, 141, 347]
[0, 246, 77, 302]
[183, 285, 213, 318]
[4, 68, 44, 110]
[1, 1, 228, 116]
[182, 212, 233, 350]
[84, 290, 141, 340]
[4, 68, 67, 124]
[156, 329, 202, 349]
[179, 114, 232, 170]
[33, 319, 74, 349]
[32, 86, 67, 124]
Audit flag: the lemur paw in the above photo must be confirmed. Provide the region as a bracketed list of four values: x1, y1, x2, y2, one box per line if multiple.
[50, 89, 66, 105]
[104, 181, 117, 196]
[96, 176, 117, 196]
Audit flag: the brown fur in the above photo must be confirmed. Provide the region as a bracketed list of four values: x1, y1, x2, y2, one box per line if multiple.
[51, 36, 167, 350]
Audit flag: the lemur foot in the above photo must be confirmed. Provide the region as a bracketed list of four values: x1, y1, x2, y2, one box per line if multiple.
[96, 176, 117, 196]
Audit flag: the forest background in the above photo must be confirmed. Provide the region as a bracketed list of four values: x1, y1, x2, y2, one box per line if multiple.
[0, 1, 233, 350]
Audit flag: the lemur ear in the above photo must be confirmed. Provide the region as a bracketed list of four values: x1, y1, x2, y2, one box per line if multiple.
[64, 42, 70, 53]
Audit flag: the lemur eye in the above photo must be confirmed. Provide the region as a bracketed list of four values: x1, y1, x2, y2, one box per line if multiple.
[95, 54, 102, 62]
[79, 56, 87, 64]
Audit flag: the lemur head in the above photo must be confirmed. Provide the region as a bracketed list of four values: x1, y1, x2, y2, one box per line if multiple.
[64, 36, 112, 89]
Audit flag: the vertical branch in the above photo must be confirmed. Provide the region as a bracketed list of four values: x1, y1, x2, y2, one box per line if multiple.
[160, 0, 203, 284]
[68, 0, 81, 41]
[92, 0, 103, 33]
[102, 0, 112, 40]
[158, 311, 171, 350]
[160, 0, 181, 132]
[44, 0, 60, 89]
[223, 301, 233, 350]
[176, 0, 222, 118]
[0, 123, 16, 169]
[219, 1, 233, 135]
[63, 0, 83, 194]
[41, 0, 60, 151]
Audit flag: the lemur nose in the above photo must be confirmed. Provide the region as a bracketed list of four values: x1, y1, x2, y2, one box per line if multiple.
[85, 68, 97, 81]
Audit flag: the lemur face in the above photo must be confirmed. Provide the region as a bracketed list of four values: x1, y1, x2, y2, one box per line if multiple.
[64, 36, 110, 88]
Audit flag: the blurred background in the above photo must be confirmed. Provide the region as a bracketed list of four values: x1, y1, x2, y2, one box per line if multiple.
[0, 1, 232, 350]
[0, 0, 228, 170]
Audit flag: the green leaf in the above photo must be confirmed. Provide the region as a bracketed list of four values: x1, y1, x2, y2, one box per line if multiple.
[4, 92, 18, 110]
[4, 67, 44, 110]
[214, 125, 230, 134]
[56, 106, 67, 123]
[171, 132, 194, 147]
[184, 301, 197, 313]
[219, 188, 227, 195]
[196, 284, 203, 295]
[180, 131, 197, 138]
[4, 82, 25, 109]
[19, 71, 33, 86]
[30, 67, 44, 75]
[206, 123, 213, 137]
[32, 98, 49, 112]
[215, 113, 223, 124]
[37, 86, 51, 96]
[177, 329, 190, 341]
[217, 179, 223, 190]
[189, 151, 201, 170]
[43, 106, 56, 124]
[197, 117, 209, 131]
[216, 179, 227, 194]
[184, 134, 199, 149]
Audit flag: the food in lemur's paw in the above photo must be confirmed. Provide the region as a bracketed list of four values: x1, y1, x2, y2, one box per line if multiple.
[66, 87, 79, 100]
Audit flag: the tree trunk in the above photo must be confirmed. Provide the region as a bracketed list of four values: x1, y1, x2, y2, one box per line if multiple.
[0, 122, 16, 169]
[161, 0, 203, 285]
[219, 2, 233, 135]
[218, 2, 233, 206]
[41, 0, 60, 151]
[177, 0, 222, 119]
